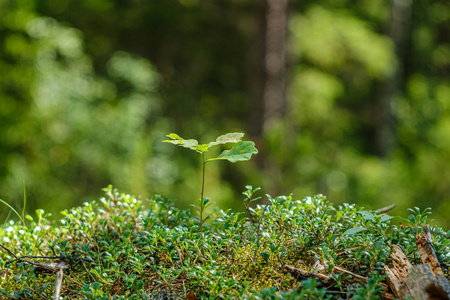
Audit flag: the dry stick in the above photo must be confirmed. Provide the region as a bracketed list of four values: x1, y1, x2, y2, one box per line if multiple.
[6, 255, 62, 265]
[253, 201, 270, 262]
[0, 243, 17, 258]
[376, 204, 396, 215]
[53, 266, 65, 300]
[1, 244, 63, 272]
[285, 264, 394, 299]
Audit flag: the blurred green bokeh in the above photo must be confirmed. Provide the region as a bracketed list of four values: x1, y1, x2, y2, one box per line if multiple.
[0, 0, 449, 227]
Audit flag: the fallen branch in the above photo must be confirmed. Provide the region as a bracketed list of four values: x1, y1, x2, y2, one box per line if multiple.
[284, 264, 394, 299]
[0, 244, 87, 274]
[0, 243, 17, 259]
[284, 265, 334, 287]
[376, 204, 396, 215]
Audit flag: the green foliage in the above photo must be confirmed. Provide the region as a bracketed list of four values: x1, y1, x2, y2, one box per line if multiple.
[164, 133, 258, 232]
[1, 187, 449, 299]
[0, 7, 163, 215]
[1, 0, 450, 229]
[163, 132, 258, 162]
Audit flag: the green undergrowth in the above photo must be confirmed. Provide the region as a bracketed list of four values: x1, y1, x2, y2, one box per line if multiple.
[1, 186, 449, 299]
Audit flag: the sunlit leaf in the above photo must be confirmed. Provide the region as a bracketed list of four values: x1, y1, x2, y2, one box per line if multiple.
[165, 133, 184, 140]
[344, 227, 367, 235]
[379, 215, 394, 222]
[209, 141, 258, 163]
[194, 144, 210, 152]
[358, 211, 375, 221]
[163, 134, 201, 151]
[208, 132, 244, 147]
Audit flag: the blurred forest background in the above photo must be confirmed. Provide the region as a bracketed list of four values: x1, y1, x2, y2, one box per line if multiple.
[1, 0, 449, 226]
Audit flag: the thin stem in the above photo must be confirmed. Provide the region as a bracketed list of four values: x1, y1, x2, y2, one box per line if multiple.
[200, 152, 206, 232]
[253, 201, 270, 262]
[22, 180, 26, 226]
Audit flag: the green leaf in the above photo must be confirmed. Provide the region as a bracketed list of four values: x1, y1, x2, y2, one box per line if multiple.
[163, 133, 205, 152]
[379, 215, 394, 222]
[194, 144, 210, 152]
[248, 207, 257, 215]
[164, 133, 184, 140]
[359, 211, 375, 221]
[208, 132, 244, 147]
[260, 252, 270, 260]
[344, 227, 368, 235]
[209, 141, 258, 163]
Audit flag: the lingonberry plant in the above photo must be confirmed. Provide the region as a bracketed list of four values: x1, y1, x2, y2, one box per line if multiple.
[163, 132, 258, 232]
[1, 186, 449, 299]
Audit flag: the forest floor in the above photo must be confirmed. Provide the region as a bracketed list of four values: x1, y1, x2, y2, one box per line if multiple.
[1, 186, 450, 299]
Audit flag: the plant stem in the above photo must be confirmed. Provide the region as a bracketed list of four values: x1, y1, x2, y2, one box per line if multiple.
[200, 152, 206, 232]
[253, 201, 270, 262]
[22, 180, 26, 226]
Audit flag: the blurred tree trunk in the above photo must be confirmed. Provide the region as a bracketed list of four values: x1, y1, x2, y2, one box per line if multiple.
[248, 0, 267, 144]
[249, 0, 289, 139]
[263, 0, 289, 131]
[248, 0, 290, 195]
[374, 0, 411, 157]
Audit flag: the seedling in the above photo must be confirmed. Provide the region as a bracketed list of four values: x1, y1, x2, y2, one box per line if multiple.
[163, 132, 258, 232]
[242, 185, 261, 223]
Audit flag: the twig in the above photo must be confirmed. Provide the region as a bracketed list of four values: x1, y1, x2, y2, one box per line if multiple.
[6, 255, 62, 266]
[253, 201, 270, 262]
[336, 244, 371, 257]
[2, 244, 90, 274]
[1, 244, 61, 271]
[285, 264, 393, 299]
[13, 259, 59, 272]
[376, 204, 396, 215]
[0, 243, 17, 258]
[53, 264, 65, 300]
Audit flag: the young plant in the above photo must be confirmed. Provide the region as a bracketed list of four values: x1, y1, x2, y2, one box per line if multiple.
[242, 185, 261, 223]
[163, 132, 258, 232]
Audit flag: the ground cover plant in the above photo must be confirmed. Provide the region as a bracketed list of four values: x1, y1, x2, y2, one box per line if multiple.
[1, 185, 449, 299]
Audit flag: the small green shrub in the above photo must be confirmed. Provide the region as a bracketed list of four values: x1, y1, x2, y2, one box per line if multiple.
[0, 186, 449, 299]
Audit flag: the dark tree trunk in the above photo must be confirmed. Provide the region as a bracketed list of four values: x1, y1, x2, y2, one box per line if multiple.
[248, 0, 290, 193]
[248, 0, 267, 142]
[374, 0, 411, 157]
[263, 0, 289, 131]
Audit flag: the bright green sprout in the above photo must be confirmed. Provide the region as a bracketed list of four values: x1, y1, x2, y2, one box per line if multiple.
[163, 132, 258, 232]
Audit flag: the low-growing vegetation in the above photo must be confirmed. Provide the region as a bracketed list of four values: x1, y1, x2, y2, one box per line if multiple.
[1, 185, 449, 299]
